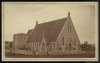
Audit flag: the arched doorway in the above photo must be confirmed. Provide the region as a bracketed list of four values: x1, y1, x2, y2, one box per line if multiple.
[69, 43, 71, 51]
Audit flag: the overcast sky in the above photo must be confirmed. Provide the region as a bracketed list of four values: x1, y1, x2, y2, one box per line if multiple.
[3, 2, 96, 44]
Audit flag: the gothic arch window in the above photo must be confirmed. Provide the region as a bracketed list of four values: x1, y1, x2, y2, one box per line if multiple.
[62, 37, 64, 45]
[68, 23, 71, 33]
[74, 38, 76, 46]
[69, 43, 71, 51]
[33, 43, 34, 50]
[70, 26, 71, 33]
[39, 43, 41, 47]
[35, 43, 36, 47]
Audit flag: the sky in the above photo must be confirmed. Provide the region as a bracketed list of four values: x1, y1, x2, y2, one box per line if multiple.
[3, 2, 96, 44]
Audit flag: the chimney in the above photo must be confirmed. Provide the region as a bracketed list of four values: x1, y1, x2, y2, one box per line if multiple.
[36, 21, 38, 25]
[68, 12, 70, 17]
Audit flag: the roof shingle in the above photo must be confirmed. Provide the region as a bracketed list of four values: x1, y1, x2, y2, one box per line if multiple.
[27, 17, 67, 43]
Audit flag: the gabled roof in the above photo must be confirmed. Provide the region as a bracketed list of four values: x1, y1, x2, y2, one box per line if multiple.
[27, 29, 33, 35]
[27, 17, 67, 43]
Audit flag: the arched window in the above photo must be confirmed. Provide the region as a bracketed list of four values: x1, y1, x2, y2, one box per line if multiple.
[42, 43, 45, 51]
[33, 43, 34, 50]
[70, 26, 71, 33]
[39, 43, 40, 47]
[68, 23, 71, 33]
[68, 25, 69, 33]
[62, 37, 64, 45]
[74, 38, 76, 46]
[35, 43, 36, 47]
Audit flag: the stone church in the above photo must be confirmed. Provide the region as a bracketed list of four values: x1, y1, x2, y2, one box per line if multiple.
[25, 12, 81, 54]
[13, 12, 81, 55]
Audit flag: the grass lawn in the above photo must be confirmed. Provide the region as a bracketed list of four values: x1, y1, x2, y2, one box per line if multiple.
[5, 52, 95, 58]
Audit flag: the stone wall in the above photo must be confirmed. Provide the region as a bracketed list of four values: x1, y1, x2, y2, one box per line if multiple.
[57, 16, 81, 52]
[13, 34, 30, 49]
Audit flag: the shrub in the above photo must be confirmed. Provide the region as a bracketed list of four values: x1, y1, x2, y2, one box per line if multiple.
[58, 47, 62, 50]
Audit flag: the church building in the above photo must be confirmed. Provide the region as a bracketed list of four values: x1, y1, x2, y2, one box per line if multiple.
[25, 12, 81, 55]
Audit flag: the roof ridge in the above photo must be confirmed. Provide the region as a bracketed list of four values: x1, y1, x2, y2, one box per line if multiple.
[38, 17, 67, 25]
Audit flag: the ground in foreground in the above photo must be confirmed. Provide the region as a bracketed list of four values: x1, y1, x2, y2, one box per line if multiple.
[5, 52, 95, 58]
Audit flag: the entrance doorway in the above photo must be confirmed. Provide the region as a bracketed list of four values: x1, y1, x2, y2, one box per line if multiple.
[69, 43, 71, 51]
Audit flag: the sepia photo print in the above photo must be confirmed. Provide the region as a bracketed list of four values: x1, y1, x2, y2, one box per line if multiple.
[2, 2, 98, 61]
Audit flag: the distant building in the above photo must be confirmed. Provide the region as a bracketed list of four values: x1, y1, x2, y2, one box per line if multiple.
[25, 12, 81, 54]
[13, 33, 30, 49]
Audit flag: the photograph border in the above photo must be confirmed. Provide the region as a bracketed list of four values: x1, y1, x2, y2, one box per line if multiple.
[2, 2, 99, 61]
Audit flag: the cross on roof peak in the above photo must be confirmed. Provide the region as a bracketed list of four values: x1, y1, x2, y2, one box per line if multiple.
[68, 12, 70, 16]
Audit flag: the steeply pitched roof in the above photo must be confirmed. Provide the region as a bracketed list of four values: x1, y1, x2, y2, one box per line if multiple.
[27, 29, 33, 35]
[27, 17, 67, 43]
